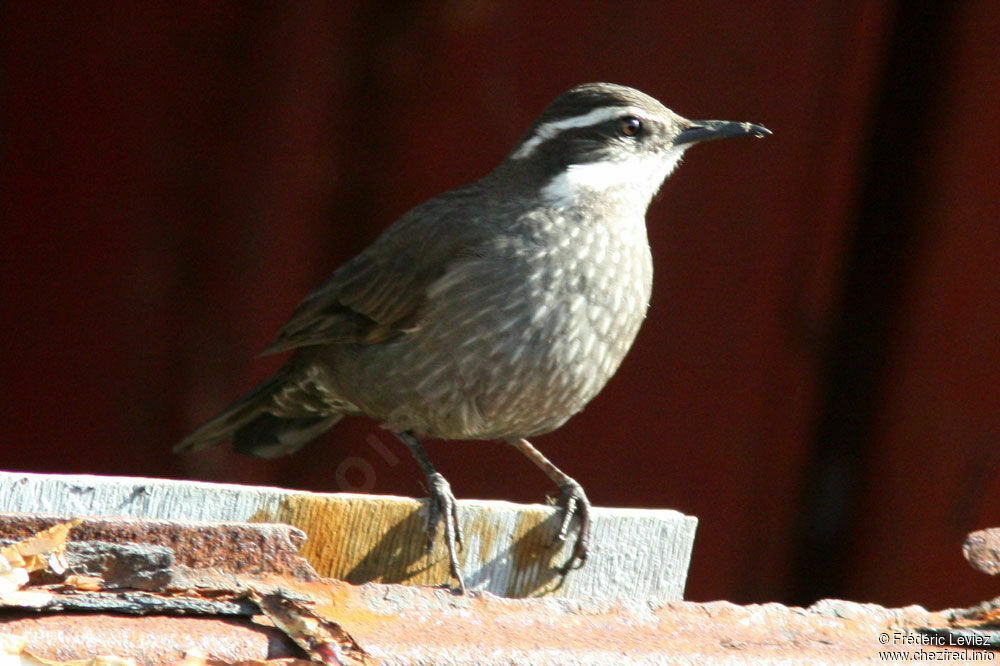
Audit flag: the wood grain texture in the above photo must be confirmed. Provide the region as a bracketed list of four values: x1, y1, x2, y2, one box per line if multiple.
[0, 471, 696, 602]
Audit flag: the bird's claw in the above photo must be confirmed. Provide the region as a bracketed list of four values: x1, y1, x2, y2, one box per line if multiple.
[425, 471, 465, 591]
[552, 479, 591, 575]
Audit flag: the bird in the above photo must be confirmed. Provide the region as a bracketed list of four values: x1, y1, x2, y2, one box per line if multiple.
[175, 82, 770, 590]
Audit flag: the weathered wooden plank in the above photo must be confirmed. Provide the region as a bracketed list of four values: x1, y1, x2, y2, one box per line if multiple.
[0, 471, 696, 602]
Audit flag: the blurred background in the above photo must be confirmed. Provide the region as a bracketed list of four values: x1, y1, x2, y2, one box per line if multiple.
[3, 1, 999, 609]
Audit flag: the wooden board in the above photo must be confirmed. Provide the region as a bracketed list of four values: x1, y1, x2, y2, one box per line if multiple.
[0, 471, 696, 602]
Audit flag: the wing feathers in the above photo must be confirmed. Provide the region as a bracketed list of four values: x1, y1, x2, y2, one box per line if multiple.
[260, 182, 488, 355]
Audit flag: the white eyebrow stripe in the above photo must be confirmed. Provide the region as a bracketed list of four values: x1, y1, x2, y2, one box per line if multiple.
[511, 106, 641, 159]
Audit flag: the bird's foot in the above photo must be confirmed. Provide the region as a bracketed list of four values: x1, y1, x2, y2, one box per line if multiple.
[424, 471, 465, 591]
[552, 478, 591, 575]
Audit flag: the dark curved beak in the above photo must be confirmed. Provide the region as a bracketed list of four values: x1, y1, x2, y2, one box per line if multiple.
[673, 119, 771, 146]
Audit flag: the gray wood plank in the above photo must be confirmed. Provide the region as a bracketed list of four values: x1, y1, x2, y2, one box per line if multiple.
[0, 470, 696, 603]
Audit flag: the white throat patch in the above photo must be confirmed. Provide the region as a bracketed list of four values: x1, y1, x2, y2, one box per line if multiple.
[540, 145, 687, 208]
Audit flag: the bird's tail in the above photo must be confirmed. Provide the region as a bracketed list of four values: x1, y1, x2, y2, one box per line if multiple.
[174, 374, 342, 460]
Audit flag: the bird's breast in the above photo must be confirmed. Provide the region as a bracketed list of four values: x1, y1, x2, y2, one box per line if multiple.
[522, 217, 654, 393]
[404, 211, 653, 438]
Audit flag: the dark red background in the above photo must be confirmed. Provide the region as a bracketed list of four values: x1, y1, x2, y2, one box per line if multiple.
[3, 2, 999, 608]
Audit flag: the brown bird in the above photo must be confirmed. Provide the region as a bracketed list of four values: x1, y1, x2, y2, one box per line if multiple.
[176, 82, 769, 590]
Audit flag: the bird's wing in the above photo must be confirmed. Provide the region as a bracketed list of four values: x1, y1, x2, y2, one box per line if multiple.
[260, 184, 487, 355]
[260, 247, 442, 354]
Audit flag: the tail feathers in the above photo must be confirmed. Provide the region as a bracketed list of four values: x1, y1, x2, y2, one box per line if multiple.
[175, 375, 341, 457]
[232, 413, 342, 459]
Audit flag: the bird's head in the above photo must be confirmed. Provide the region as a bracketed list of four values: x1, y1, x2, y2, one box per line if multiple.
[496, 82, 770, 210]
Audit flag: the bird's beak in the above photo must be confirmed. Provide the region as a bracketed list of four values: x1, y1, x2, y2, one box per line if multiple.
[673, 119, 771, 146]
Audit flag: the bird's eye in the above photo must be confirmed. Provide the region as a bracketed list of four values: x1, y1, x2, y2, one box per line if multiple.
[620, 116, 643, 137]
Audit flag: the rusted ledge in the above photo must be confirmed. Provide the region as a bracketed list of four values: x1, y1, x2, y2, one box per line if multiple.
[0, 513, 996, 664]
[0, 470, 697, 602]
[0, 581, 982, 665]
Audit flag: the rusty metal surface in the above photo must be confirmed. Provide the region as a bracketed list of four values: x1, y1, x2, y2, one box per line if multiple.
[0, 614, 300, 663]
[964, 528, 1000, 576]
[936, 595, 1000, 650]
[0, 512, 317, 580]
[0, 586, 258, 615]
[1, 539, 175, 590]
[253, 589, 371, 665]
[317, 585, 958, 665]
[4, 580, 988, 665]
[1, 512, 997, 664]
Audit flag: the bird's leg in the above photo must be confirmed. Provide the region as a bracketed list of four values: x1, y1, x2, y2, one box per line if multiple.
[395, 430, 465, 590]
[507, 437, 590, 574]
